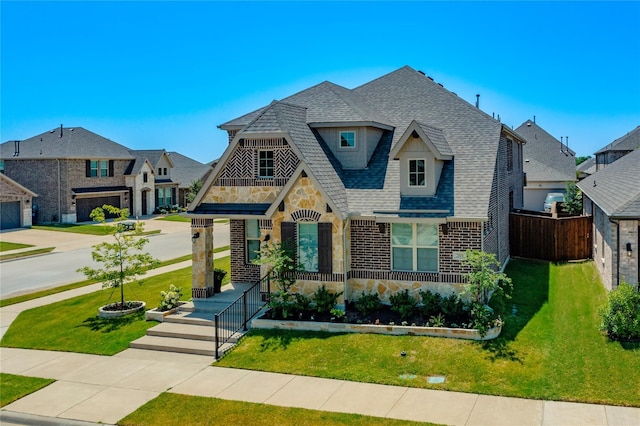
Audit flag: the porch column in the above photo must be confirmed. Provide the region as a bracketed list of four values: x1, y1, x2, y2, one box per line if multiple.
[191, 218, 215, 298]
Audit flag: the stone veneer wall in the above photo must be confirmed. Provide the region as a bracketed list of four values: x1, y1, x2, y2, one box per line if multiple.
[191, 218, 215, 298]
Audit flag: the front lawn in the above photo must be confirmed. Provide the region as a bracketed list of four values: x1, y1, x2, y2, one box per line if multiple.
[218, 260, 640, 407]
[0, 242, 33, 252]
[119, 393, 433, 426]
[0, 373, 54, 407]
[32, 223, 161, 236]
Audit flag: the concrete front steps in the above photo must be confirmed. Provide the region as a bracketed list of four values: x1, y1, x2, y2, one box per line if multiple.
[130, 300, 247, 358]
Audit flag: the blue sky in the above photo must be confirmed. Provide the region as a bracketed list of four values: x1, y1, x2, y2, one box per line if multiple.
[2, 1, 639, 164]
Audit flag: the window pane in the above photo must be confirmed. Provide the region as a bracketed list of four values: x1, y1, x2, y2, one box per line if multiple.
[246, 219, 260, 238]
[247, 240, 260, 262]
[416, 223, 438, 247]
[392, 223, 413, 246]
[340, 131, 355, 147]
[100, 160, 108, 177]
[417, 248, 438, 271]
[298, 223, 318, 272]
[393, 247, 413, 270]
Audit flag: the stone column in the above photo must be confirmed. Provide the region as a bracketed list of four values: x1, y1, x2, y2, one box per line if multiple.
[191, 218, 215, 298]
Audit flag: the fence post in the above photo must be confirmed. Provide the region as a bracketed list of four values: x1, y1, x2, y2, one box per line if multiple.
[242, 290, 248, 331]
[214, 313, 219, 360]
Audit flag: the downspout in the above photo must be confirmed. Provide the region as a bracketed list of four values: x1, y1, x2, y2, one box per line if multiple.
[343, 215, 349, 304]
[609, 218, 620, 288]
[57, 159, 61, 223]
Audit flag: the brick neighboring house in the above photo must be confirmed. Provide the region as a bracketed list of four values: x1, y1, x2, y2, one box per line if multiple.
[595, 126, 640, 171]
[0, 127, 199, 225]
[515, 119, 576, 211]
[578, 148, 640, 290]
[188, 66, 525, 301]
[0, 174, 37, 229]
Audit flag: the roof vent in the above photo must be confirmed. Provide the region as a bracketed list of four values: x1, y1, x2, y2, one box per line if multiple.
[475, 94, 480, 109]
[437, 83, 444, 87]
[427, 76, 434, 81]
[418, 70, 425, 75]
[527, 122, 531, 127]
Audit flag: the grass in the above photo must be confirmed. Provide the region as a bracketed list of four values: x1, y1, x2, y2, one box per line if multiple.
[32, 223, 161, 236]
[0, 257, 231, 355]
[217, 260, 640, 407]
[0, 373, 55, 407]
[119, 393, 434, 426]
[156, 215, 229, 224]
[0, 247, 55, 261]
[0, 253, 195, 308]
[0, 242, 34, 252]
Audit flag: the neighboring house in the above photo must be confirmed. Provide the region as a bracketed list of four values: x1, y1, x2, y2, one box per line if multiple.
[129, 150, 179, 213]
[167, 152, 212, 207]
[515, 120, 576, 211]
[595, 126, 640, 171]
[0, 174, 37, 229]
[0, 127, 200, 224]
[578, 148, 640, 290]
[187, 66, 525, 301]
[576, 157, 596, 180]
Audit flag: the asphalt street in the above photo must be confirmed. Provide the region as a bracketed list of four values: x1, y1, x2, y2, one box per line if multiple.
[0, 219, 230, 299]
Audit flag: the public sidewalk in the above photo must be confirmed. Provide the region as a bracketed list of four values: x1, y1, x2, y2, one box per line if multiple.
[1, 250, 639, 425]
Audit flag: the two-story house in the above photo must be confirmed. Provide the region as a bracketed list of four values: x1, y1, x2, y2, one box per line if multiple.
[187, 66, 525, 302]
[595, 126, 640, 171]
[515, 119, 576, 211]
[0, 127, 204, 225]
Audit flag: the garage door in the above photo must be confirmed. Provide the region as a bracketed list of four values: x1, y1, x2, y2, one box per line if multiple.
[76, 196, 121, 222]
[0, 201, 21, 230]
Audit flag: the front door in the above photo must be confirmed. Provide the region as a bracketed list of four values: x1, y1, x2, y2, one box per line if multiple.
[142, 191, 148, 216]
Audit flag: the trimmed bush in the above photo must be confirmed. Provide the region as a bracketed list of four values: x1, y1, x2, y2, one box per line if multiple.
[599, 281, 640, 341]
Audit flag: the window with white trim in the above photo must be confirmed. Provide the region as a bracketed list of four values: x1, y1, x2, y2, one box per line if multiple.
[392, 223, 438, 271]
[408, 159, 426, 187]
[246, 219, 260, 263]
[339, 131, 356, 148]
[258, 150, 274, 178]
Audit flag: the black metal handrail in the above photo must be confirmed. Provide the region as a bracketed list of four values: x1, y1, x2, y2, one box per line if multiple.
[213, 272, 273, 359]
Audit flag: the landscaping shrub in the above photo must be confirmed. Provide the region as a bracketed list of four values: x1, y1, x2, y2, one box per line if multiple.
[389, 289, 416, 321]
[419, 289, 442, 318]
[313, 285, 343, 314]
[599, 281, 640, 341]
[354, 291, 382, 316]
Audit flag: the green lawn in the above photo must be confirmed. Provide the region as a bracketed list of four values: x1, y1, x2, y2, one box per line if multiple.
[0, 257, 230, 355]
[0, 373, 54, 407]
[217, 260, 640, 407]
[156, 214, 190, 222]
[0, 247, 55, 262]
[119, 393, 433, 426]
[0, 254, 195, 308]
[0, 242, 33, 252]
[32, 223, 161, 236]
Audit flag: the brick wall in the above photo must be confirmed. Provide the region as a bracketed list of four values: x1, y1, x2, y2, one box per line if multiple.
[350, 220, 390, 270]
[230, 219, 260, 283]
[439, 221, 482, 273]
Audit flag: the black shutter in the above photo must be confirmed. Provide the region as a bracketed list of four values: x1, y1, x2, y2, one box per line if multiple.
[109, 160, 114, 177]
[318, 222, 332, 274]
[85, 160, 91, 177]
[281, 222, 296, 263]
[172, 187, 176, 205]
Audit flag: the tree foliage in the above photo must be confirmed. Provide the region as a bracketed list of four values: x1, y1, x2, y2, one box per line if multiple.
[462, 250, 512, 305]
[186, 179, 203, 204]
[77, 205, 160, 309]
[252, 241, 301, 292]
[599, 281, 640, 341]
[575, 155, 592, 166]
[562, 181, 582, 215]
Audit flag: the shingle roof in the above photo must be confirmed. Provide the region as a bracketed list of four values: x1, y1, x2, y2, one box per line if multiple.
[594, 126, 640, 154]
[515, 120, 576, 183]
[578, 148, 640, 218]
[0, 127, 134, 160]
[216, 66, 507, 219]
[576, 157, 596, 175]
[167, 152, 211, 189]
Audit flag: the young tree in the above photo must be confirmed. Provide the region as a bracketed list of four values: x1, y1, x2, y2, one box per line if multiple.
[252, 241, 301, 292]
[77, 205, 159, 310]
[462, 250, 512, 306]
[562, 181, 582, 215]
[186, 179, 203, 204]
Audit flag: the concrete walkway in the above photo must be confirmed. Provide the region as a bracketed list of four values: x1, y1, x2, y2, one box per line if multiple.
[1, 233, 639, 425]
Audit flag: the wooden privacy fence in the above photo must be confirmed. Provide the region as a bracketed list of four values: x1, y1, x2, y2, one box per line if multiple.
[510, 213, 592, 262]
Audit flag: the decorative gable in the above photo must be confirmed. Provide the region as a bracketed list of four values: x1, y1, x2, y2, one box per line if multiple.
[391, 121, 453, 196]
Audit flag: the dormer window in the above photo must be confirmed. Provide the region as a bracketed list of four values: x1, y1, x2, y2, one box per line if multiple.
[339, 131, 356, 148]
[408, 159, 426, 187]
[258, 150, 274, 178]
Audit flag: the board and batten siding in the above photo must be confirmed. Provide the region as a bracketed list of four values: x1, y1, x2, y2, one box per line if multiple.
[316, 127, 383, 170]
